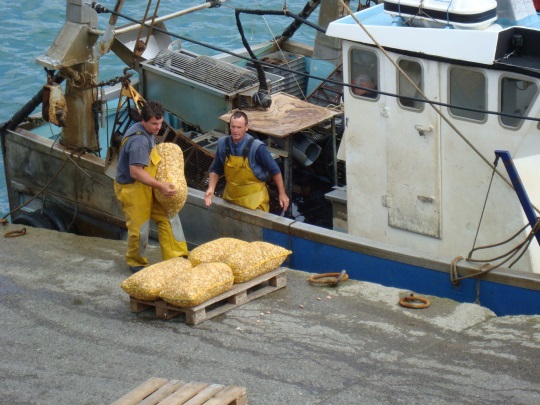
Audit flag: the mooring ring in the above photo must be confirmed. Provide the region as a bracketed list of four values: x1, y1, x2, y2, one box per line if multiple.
[399, 293, 430, 309]
[308, 270, 349, 286]
[4, 228, 27, 238]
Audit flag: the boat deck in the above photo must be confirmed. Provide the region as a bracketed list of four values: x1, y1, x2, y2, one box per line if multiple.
[1, 223, 539, 404]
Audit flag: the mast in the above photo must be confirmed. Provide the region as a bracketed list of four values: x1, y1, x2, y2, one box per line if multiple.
[35, 0, 125, 152]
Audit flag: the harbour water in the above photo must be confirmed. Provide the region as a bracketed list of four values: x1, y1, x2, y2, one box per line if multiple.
[0, 0, 318, 217]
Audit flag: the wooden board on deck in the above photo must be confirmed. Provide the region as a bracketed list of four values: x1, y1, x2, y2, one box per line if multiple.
[129, 267, 287, 325]
[111, 377, 247, 405]
[219, 92, 340, 138]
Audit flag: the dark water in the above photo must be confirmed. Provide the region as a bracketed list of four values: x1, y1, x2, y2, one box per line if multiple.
[0, 0, 319, 216]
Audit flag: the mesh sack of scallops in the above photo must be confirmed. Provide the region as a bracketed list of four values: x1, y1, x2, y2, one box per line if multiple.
[159, 262, 234, 307]
[188, 237, 250, 266]
[153, 142, 188, 217]
[120, 257, 193, 301]
[225, 241, 292, 283]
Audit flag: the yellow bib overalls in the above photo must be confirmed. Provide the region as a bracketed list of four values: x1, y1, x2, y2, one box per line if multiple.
[222, 150, 270, 212]
[114, 135, 188, 268]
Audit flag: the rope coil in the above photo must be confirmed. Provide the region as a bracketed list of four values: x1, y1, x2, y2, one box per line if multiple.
[308, 270, 349, 286]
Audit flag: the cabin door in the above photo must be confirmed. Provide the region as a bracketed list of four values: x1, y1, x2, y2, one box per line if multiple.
[386, 59, 441, 238]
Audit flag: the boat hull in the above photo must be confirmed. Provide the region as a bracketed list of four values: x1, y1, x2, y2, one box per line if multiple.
[4, 128, 540, 316]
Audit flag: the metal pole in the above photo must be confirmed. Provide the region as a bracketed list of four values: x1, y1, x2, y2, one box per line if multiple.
[494, 150, 540, 245]
[331, 117, 337, 186]
[114, 0, 229, 35]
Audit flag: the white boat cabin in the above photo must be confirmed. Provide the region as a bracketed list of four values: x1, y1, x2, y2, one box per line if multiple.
[326, 0, 540, 272]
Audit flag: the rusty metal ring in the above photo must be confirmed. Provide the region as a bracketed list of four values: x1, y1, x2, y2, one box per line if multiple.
[308, 270, 349, 286]
[399, 293, 430, 309]
[4, 228, 27, 238]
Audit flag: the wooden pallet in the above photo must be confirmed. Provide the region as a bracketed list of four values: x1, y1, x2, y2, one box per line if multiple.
[111, 377, 247, 405]
[129, 267, 287, 325]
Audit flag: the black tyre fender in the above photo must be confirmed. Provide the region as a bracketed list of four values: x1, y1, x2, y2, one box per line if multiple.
[12, 211, 57, 230]
[41, 207, 74, 233]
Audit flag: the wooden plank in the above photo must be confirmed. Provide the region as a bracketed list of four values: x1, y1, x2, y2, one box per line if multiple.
[219, 92, 340, 138]
[129, 268, 287, 325]
[111, 379, 247, 405]
[203, 385, 247, 405]
[190, 268, 286, 309]
[130, 300, 152, 313]
[138, 380, 185, 405]
[157, 381, 209, 405]
[154, 300, 182, 320]
[182, 384, 225, 405]
[269, 271, 287, 288]
[184, 268, 287, 325]
[110, 377, 169, 405]
[228, 290, 248, 305]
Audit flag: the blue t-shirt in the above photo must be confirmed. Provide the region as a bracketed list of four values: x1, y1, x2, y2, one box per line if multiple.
[209, 134, 281, 182]
[115, 122, 155, 184]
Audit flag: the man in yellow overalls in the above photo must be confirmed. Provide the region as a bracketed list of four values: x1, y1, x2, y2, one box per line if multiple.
[114, 101, 188, 273]
[205, 111, 289, 213]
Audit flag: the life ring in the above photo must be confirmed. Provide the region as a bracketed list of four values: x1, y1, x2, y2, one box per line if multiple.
[308, 270, 349, 286]
[399, 293, 430, 309]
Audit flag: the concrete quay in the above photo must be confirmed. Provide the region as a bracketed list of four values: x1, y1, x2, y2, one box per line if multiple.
[1, 223, 539, 404]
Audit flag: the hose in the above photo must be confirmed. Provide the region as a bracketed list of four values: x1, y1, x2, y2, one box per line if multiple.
[234, 7, 327, 108]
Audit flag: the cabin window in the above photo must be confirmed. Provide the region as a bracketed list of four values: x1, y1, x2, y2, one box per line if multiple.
[449, 68, 486, 121]
[350, 49, 378, 99]
[500, 77, 538, 128]
[398, 59, 423, 110]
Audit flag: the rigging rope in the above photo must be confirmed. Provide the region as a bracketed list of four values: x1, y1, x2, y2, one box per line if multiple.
[450, 219, 540, 284]
[450, 158, 540, 285]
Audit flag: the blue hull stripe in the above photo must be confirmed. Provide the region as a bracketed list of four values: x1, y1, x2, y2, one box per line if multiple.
[264, 228, 540, 316]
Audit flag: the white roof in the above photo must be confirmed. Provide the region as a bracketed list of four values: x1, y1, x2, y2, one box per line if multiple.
[326, 8, 503, 65]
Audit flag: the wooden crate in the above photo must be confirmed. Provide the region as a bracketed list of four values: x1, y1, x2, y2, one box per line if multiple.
[129, 267, 287, 325]
[111, 377, 247, 405]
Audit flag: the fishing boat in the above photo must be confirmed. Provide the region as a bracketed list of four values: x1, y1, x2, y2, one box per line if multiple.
[2, 0, 540, 316]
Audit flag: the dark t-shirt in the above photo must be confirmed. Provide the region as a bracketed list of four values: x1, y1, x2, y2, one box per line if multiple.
[115, 122, 155, 184]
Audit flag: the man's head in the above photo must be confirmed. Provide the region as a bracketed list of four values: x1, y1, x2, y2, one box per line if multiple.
[352, 74, 376, 97]
[140, 101, 165, 136]
[229, 111, 249, 144]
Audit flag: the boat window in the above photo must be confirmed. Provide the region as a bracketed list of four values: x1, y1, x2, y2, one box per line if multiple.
[449, 68, 486, 121]
[350, 49, 378, 99]
[398, 59, 423, 110]
[500, 77, 538, 128]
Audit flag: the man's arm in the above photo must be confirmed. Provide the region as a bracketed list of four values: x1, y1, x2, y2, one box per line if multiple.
[254, 143, 289, 213]
[205, 172, 220, 206]
[272, 172, 289, 213]
[129, 165, 177, 197]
